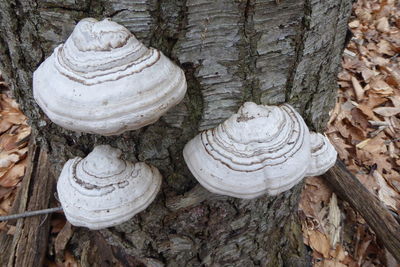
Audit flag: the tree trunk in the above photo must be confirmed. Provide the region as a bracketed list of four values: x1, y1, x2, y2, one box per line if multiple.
[0, 0, 352, 266]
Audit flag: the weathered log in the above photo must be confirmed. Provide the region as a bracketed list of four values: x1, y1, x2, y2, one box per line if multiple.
[0, 142, 56, 266]
[322, 159, 400, 263]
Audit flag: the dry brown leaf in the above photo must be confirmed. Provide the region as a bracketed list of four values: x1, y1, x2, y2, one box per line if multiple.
[326, 194, 341, 247]
[376, 17, 390, 32]
[373, 106, 400, 116]
[16, 127, 31, 145]
[3, 112, 26, 125]
[0, 134, 19, 151]
[361, 67, 378, 82]
[359, 132, 387, 154]
[0, 152, 20, 168]
[389, 116, 400, 133]
[369, 78, 393, 94]
[356, 103, 377, 119]
[351, 77, 364, 101]
[351, 107, 370, 129]
[302, 1, 400, 265]
[0, 186, 13, 200]
[0, 159, 26, 187]
[370, 56, 390, 66]
[389, 95, 400, 108]
[308, 230, 331, 258]
[373, 170, 399, 210]
[349, 20, 360, 28]
[377, 39, 396, 56]
[328, 133, 352, 161]
[383, 65, 400, 87]
[0, 120, 12, 134]
[338, 70, 352, 81]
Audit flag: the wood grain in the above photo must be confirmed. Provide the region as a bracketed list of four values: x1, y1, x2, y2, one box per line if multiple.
[322, 159, 400, 263]
[0, 142, 56, 267]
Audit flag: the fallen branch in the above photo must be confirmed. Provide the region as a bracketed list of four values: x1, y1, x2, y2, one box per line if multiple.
[322, 159, 400, 263]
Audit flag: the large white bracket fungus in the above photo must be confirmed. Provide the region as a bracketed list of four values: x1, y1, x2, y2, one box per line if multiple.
[33, 18, 187, 135]
[57, 145, 162, 230]
[183, 102, 337, 199]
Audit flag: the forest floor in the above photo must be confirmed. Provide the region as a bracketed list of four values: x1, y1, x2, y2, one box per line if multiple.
[300, 0, 400, 266]
[0, 0, 399, 266]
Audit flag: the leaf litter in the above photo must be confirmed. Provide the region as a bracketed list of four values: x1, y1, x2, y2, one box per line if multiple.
[0, 85, 31, 233]
[300, 0, 400, 266]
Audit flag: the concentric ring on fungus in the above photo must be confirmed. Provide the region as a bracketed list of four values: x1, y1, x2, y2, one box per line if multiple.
[33, 18, 187, 136]
[183, 102, 312, 199]
[57, 145, 162, 229]
[201, 104, 306, 172]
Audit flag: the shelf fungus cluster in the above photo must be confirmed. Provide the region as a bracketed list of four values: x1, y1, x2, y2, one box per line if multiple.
[35, 18, 337, 229]
[183, 102, 337, 199]
[57, 145, 162, 230]
[33, 18, 187, 136]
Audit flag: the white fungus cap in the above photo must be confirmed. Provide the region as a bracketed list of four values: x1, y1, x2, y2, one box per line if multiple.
[33, 18, 187, 136]
[183, 102, 312, 199]
[57, 145, 162, 230]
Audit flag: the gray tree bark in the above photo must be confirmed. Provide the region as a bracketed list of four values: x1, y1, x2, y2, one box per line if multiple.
[0, 0, 352, 266]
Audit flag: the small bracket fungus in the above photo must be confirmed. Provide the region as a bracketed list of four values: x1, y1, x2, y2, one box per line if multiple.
[306, 132, 337, 176]
[33, 18, 187, 136]
[57, 145, 162, 230]
[183, 102, 337, 199]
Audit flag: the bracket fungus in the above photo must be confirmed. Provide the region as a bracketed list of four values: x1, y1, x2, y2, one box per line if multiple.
[57, 145, 162, 230]
[183, 102, 337, 199]
[33, 18, 187, 135]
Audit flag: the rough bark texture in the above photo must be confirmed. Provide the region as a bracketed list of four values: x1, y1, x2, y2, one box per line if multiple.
[0, 0, 352, 266]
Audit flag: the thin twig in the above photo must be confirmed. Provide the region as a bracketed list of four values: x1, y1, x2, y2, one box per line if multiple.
[0, 207, 63, 222]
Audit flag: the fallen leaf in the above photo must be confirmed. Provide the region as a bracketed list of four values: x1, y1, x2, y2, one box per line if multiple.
[369, 78, 393, 94]
[0, 120, 12, 134]
[0, 134, 19, 151]
[351, 77, 364, 101]
[327, 194, 341, 247]
[349, 20, 360, 28]
[308, 230, 331, 258]
[376, 17, 390, 32]
[373, 106, 400, 117]
[361, 67, 378, 82]
[377, 39, 395, 56]
[373, 171, 399, 210]
[351, 107, 370, 129]
[0, 186, 13, 199]
[0, 159, 26, 187]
